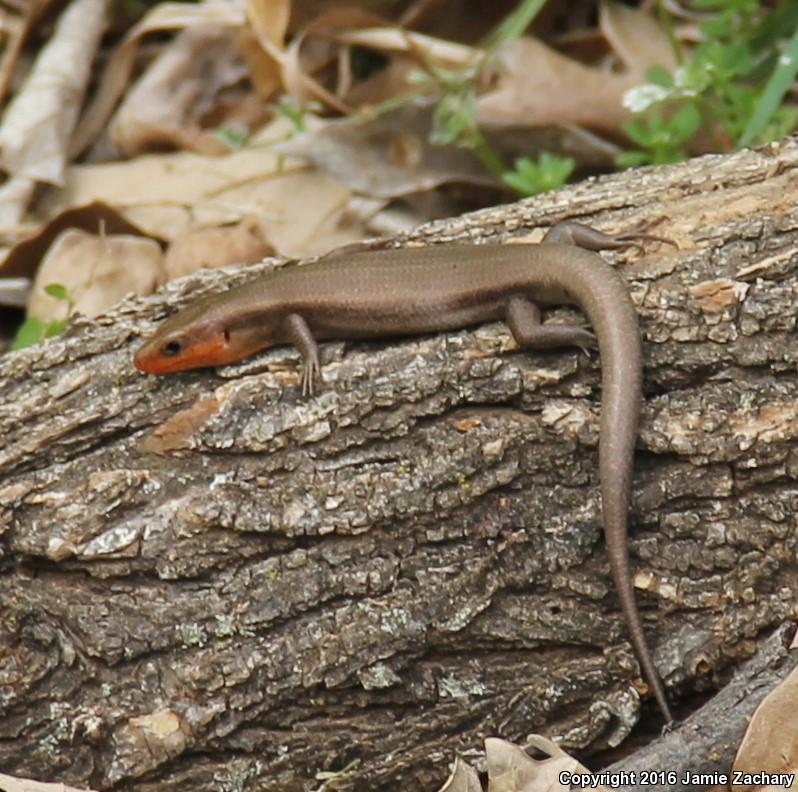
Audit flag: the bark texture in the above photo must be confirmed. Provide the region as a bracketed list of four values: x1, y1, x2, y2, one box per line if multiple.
[1, 138, 798, 791]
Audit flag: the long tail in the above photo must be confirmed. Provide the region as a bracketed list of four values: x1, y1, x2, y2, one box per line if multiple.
[574, 255, 673, 723]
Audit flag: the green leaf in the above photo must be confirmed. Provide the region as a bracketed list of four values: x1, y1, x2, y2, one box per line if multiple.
[484, 0, 548, 47]
[646, 64, 674, 88]
[739, 25, 798, 146]
[10, 318, 46, 351]
[213, 125, 249, 150]
[616, 150, 652, 168]
[405, 68, 431, 85]
[700, 15, 734, 40]
[431, 90, 477, 146]
[502, 153, 574, 196]
[670, 102, 701, 141]
[44, 319, 68, 338]
[43, 282, 69, 301]
[274, 95, 322, 133]
[622, 118, 655, 147]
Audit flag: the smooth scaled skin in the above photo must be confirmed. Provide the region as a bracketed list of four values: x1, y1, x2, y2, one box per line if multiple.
[134, 223, 673, 723]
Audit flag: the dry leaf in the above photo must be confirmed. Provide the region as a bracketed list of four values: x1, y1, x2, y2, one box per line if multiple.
[437, 756, 482, 792]
[253, 7, 390, 114]
[199, 169, 358, 257]
[0, 175, 36, 228]
[274, 103, 497, 198]
[485, 735, 604, 792]
[241, 0, 290, 99]
[732, 664, 798, 791]
[432, 737, 612, 792]
[0, 0, 54, 106]
[477, 37, 637, 134]
[244, 0, 290, 48]
[27, 229, 161, 320]
[336, 26, 475, 69]
[341, 52, 417, 108]
[110, 24, 252, 155]
[0, 201, 154, 278]
[0, 0, 106, 186]
[39, 135, 294, 238]
[39, 114, 367, 259]
[71, 0, 247, 157]
[164, 215, 274, 279]
[600, 1, 677, 77]
[0, 771, 99, 792]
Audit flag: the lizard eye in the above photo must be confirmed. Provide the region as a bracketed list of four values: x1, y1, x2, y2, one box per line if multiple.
[161, 339, 183, 357]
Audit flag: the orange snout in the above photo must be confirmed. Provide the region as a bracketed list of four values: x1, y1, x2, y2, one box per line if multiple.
[133, 336, 228, 374]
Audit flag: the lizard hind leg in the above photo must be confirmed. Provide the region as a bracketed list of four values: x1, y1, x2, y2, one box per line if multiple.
[543, 220, 676, 253]
[506, 296, 595, 355]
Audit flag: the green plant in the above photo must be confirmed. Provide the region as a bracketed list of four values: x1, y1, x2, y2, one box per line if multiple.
[407, 59, 506, 179]
[10, 283, 73, 351]
[274, 95, 323, 133]
[404, 0, 573, 196]
[502, 152, 575, 195]
[483, 0, 549, 48]
[213, 124, 250, 150]
[408, 57, 575, 196]
[621, 0, 798, 165]
[618, 102, 701, 166]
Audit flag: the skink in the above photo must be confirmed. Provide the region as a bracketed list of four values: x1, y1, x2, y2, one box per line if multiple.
[134, 223, 673, 723]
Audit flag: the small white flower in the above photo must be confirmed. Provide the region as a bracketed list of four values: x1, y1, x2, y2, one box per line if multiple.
[623, 83, 669, 112]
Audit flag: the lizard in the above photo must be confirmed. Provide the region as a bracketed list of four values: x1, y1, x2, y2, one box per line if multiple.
[134, 222, 674, 723]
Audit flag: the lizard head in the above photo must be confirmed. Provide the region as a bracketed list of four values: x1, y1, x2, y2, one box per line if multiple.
[134, 295, 278, 374]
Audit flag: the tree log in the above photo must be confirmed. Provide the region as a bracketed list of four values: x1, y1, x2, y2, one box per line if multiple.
[1, 138, 797, 790]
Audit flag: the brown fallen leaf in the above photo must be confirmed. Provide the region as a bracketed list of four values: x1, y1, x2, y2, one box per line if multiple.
[0, 0, 54, 107]
[38, 126, 370, 260]
[434, 736, 611, 792]
[476, 37, 637, 134]
[70, 0, 246, 158]
[274, 103, 498, 198]
[731, 663, 798, 791]
[27, 228, 161, 321]
[475, 3, 675, 136]
[599, 0, 677, 78]
[240, 0, 290, 99]
[247, 5, 384, 114]
[437, 756, 482, 792]
[0, 0, 106, 185]
[164, 215, 274, 280]
[110, 24, 256, 156]
[0, 771, 99, 792]
[0, 200, 154, 278]
[486, 735, 609, 792]
[335, 25, 475, 70]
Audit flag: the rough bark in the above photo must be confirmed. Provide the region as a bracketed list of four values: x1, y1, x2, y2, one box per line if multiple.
[610, 623, 798, 792]
[1, 137, 797, 791]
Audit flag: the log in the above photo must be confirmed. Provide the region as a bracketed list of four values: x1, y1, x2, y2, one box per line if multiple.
[1, 137, 797, 790]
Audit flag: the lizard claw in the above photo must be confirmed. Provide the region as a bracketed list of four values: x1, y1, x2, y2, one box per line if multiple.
[301, 355, 321, 396]
[575, 328, 597, 357]
[612, 219, 679, 252]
